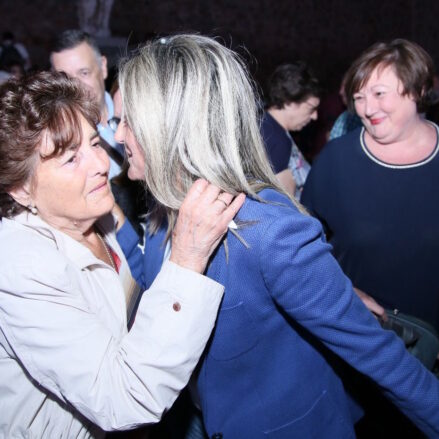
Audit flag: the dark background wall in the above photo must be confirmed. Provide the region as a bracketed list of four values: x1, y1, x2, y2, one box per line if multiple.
[1, 0, 439, 92]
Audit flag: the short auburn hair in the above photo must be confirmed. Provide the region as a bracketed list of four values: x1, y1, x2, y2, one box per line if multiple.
[344, 38, 435, 113]
[0, 70, 100, 218]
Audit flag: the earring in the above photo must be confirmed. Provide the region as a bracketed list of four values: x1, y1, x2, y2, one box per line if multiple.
[27, 204, 37, 215]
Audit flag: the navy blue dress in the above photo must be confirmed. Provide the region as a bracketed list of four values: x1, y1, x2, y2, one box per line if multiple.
[302, 125, 439, 329]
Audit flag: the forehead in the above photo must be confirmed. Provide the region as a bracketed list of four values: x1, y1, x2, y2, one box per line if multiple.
[303, 95, 320, 107]
[38, 112, 96, 158]
[360, 65, 399, 90]
[112, 89, 122, 117]
[294, 96, 319, 111]
[51, 42, 100, 73]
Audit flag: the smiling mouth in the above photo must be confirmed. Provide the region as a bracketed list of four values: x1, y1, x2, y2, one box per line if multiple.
[370, 117, 384, 126]
[90, 181, 109, 194]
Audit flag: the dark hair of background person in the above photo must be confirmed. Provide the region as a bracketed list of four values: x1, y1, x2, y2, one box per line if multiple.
[265, 61, 321, 109]
[344, 38, 435, 113]
[0, 71, 99, 218]
[49, 29, 102, 56]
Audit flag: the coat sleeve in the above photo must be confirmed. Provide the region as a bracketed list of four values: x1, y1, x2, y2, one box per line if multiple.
[0, 258, 223, 431]
[259, 210, 439, 438]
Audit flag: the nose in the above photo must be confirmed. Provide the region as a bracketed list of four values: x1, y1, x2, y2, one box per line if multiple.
[91, 142, 110, 175]
[311, 110, 318, 121]
[364, 96, 377, 117]
[114, 121, 125, 145]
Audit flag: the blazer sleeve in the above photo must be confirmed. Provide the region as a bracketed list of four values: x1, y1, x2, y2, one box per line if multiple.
[0, 258, 223, 431]
[259, 210, 439, 438]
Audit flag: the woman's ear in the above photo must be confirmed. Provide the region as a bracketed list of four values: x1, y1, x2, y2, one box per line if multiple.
[8, 183, 32, 208]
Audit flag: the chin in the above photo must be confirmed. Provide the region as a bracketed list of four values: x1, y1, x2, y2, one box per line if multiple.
[96, 195, 115, 217]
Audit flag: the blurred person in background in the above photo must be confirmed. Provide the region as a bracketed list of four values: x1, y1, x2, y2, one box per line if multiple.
[328, 71, 362, 140]
[261, 62, 320, 200]
[0, 31, 30, 71]
[50, 30, 124, 179]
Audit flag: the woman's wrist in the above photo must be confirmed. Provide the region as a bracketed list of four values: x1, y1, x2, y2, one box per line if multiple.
[169, 253, 206, 274]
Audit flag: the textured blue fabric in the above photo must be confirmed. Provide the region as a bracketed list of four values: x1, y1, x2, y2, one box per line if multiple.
[116, 219, 167, 290]
[302, 126, 439, 329]
[196, 189, 439, 438]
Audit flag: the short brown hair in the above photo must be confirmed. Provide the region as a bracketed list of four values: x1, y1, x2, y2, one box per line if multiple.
[344, 39, 434, 113]
[0, 71, 100, 218]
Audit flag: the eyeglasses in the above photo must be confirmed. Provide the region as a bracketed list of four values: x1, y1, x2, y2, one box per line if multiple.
[107, 116, 121, 132]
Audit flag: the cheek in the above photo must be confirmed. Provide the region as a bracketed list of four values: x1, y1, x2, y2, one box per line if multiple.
[386, 96, 416, 120]
[132, 143, 145, 171]
[35, 176, 80, 213]
[354, 102, 363, 116]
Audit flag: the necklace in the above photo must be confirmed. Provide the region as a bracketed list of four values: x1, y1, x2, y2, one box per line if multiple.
[96, 232, 117, 271]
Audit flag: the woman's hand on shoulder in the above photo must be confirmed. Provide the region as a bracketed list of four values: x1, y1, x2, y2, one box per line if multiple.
[170, 179, 245, 273]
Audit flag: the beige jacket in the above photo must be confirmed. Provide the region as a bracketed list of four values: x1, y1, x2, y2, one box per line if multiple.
[0, 212, 223, 438]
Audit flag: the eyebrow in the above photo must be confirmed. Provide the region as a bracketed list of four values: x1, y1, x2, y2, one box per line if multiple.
[64, 131, 98, 152]
[306, 102, 319, 110]
[370, 84, 391, 89]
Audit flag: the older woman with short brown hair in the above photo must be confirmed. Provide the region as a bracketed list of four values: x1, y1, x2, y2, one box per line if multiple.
[0, 70, 244, 438]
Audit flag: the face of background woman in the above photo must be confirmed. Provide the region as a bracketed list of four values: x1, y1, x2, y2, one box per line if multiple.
[27, 116, 114, 233]
[284, 96, 320, 132]
[353, 65, 418, 144]
[113, 99, 146, 181]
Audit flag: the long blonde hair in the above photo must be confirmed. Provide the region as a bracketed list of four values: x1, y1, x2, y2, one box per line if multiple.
[119, 34, 302, 232]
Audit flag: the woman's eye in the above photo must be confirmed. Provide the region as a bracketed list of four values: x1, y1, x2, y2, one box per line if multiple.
[353, 95, 363, 102]
[65, 154, 77, 165]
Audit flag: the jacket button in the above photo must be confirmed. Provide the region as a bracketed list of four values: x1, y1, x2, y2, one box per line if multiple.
[211, 434, 223, 439]
[173, 302, 181, 312]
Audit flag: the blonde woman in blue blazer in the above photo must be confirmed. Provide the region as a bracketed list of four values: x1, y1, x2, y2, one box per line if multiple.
[115, 34, 439, 438]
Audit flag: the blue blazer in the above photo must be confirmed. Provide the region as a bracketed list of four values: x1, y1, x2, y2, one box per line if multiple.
[117, 220, 167, 291]
[118, 189, 439, 438]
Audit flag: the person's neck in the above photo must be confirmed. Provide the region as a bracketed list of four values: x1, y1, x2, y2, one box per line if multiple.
[364, 116, 437, 164]
[267, 107, 289, 131]
[37, 213, 114, 266]
[40, 214, 97, 245]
